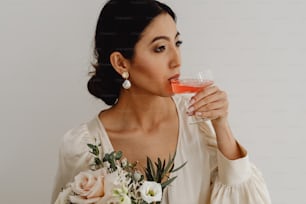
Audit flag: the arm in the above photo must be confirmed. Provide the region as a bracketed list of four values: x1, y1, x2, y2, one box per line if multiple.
[193, 86, 271, 203]
[189, 85, 243, 159]
[212, 118, 244, 160]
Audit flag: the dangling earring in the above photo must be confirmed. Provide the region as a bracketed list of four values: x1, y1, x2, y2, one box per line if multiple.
[122, 71, 131, 89]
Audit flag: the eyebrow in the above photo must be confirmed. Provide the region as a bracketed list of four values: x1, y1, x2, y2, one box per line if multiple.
[150, 32, 180, 44]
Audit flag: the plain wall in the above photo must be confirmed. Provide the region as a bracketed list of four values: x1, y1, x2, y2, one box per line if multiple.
[1, 0, 305, 203]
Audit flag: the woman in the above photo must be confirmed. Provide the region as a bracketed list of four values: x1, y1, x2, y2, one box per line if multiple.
[52, 0, 271, 203]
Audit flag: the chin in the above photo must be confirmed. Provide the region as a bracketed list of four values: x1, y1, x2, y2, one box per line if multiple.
[163, 85, 175, 96]
[162, 90, 175, 97]
[169, 92, 175, 97]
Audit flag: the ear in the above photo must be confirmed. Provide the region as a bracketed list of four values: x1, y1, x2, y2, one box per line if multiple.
[109, 51, 130, 75]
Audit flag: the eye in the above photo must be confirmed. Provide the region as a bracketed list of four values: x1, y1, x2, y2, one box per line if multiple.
[154, 45, 166, 53]
[176, 40, 183, 47]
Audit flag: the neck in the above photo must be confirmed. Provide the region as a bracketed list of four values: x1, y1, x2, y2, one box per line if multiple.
[111, 91, 175, 130]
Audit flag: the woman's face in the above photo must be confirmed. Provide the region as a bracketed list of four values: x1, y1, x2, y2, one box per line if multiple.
[128, 13, 182, 96]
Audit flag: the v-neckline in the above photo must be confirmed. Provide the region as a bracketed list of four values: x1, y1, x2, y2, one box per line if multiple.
[95, 96, 183, 165]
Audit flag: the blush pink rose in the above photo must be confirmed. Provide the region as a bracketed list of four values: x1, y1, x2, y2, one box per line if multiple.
[70, 169, 107, 204]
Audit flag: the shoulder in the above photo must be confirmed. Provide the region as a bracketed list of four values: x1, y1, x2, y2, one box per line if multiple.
[52, 118, 102, 202]
[59, 118, 100, 161]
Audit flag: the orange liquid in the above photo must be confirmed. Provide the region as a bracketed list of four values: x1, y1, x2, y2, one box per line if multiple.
[171, 79, 213, 94]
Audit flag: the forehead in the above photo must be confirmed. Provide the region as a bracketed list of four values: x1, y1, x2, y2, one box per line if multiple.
[140, 13, 177, 41]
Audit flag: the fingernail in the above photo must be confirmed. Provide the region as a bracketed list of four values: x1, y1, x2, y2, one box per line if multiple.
[189, 99, 195, 105]
[187, 106, 194, 113]
[195, 112, 202, 116]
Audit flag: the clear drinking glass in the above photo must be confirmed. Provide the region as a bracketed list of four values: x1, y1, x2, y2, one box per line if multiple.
[171, 70, 214, 124]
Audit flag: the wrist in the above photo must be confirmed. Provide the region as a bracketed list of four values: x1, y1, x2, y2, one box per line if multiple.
[211, 118, 244, 160]
[211, 116, 228, 128]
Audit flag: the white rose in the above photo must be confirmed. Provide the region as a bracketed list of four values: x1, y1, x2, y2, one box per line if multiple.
[69, 169, 107, 204]
[139, 181, 162, 203]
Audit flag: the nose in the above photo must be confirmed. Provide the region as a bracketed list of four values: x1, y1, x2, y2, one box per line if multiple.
[169, 45, 181, 69]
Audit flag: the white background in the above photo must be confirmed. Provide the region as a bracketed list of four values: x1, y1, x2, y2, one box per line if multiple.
[1, 0, 305, 203]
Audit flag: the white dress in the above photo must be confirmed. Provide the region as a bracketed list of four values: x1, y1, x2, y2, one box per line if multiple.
[51, 96, 271, 204]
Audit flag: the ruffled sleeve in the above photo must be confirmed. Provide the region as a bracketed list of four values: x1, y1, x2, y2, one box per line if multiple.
[198, 122, 272, 204]
[51, 123, 98, 203]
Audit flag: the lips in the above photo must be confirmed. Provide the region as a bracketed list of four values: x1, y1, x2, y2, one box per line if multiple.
[168, 74, 180, 81]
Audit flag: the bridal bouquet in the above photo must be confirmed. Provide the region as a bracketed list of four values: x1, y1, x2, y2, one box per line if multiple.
[55, 142, 186, 204]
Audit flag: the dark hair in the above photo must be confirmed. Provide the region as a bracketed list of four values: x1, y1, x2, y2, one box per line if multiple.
[87, 0, 176, 105]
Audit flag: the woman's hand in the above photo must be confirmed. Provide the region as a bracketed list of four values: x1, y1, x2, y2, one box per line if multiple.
[188, 85, 245, 160]
[187, 85, 229, 125]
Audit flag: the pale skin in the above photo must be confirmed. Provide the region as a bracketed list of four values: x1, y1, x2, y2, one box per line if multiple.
[99, 13, 244, 172]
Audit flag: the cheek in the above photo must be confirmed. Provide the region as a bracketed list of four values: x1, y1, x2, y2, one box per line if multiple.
[131, 66, 162, 87]
[131, 55, 162, 80]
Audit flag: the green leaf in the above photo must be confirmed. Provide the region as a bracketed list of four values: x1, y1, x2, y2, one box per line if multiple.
[155, 158, 164, 182]
[145, 157, 156, 181]
[161, 176, 177, 189]
[103, 153, 110, 162]
[142, 152, 186, 192]
[87, 144, 99, 156]
[160, 155, 174, 179]
[163, 154, 175, 174]
[114, 151, 123, 160]
[171, 161, 187, 173]
[94, 157, 102, 166]
[109, 153, 114, 160]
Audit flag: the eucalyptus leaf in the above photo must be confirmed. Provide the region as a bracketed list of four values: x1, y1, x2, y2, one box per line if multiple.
[87, 144, 99, 156]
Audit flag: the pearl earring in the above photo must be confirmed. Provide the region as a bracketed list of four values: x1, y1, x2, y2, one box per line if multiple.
[122, 71, 131, 89]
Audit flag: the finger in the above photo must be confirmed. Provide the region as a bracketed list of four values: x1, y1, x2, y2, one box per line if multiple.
[188, 99, 227, 116]
[190, 85, 220, 104]
[190, 91, 227, 110]
[195, 99, 228, 113]
[190, 91, 227, 111]
[195, 109, 228, 120]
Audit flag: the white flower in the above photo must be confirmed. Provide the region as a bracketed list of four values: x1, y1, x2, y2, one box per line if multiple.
[69, 169, 107, 204]
[110, 179, 131, 204]
[139, 181, 162, 203]
[54, 187, 72, 204]
[104, 194, 131, 204]
[96, 185, 131, 204]
[103, 170, 122, 195]
[96, 170, 131, 204]
[119, 194, 131, 204]
[107, 174, 132, 204]
[112, 185, 128, 197]
[121, 158, 128, 167]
